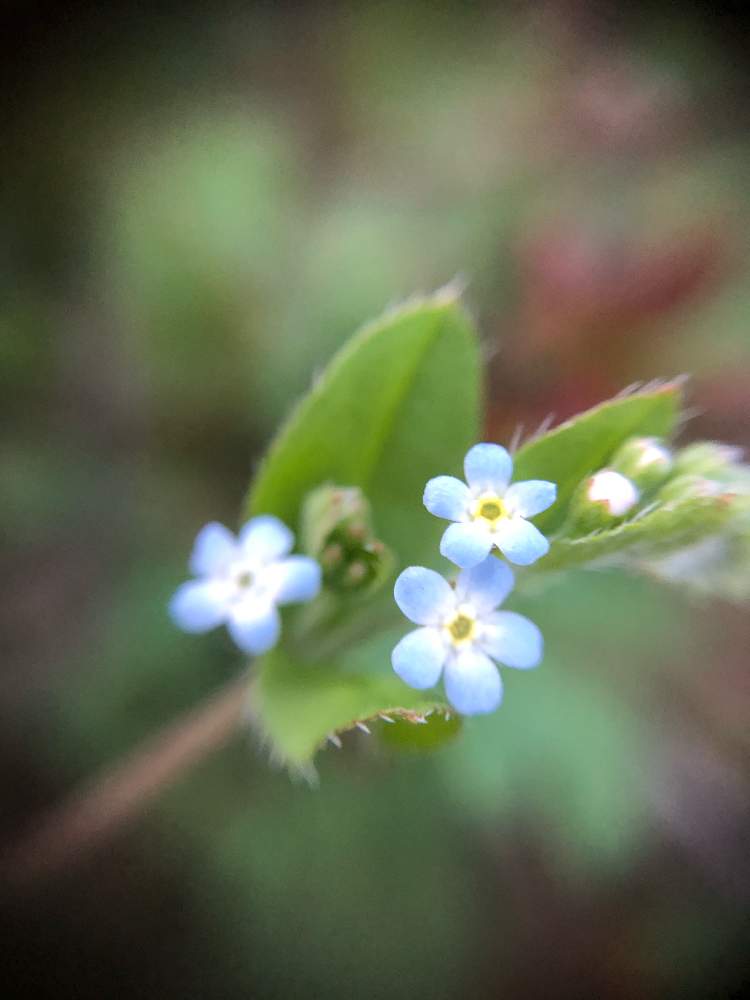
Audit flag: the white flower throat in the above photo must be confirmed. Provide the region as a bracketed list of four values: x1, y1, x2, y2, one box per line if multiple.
[225, 558, 281, 611]
[227, 560, 270, 606]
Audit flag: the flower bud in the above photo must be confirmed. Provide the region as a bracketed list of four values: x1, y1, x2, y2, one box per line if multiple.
[610, 436, 673, 496]
[565, 469, 640, 533]
[656, 473, 723, 505]
[300, 484, 394, 594]
[672, 442, 744, 480]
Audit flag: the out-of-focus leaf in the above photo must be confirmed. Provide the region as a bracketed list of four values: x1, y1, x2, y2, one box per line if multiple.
[439, 566, 703, 874]
[53, 560, 230, 770]
[560, 448, 750, 597]
[440, 636, 652, 873]
[639, 520, 750, 600]
[183, 751, 475, 1000]
[245, 288, 480, 568]
[514, 381, 683, 534]
[108, 116, 299, 421]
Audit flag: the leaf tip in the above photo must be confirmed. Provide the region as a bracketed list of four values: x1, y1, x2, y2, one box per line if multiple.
[433, 274, 470, 305]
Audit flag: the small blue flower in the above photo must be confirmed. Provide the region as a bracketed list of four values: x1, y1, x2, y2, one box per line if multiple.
[391, 557, 542, 715]
[424, 443, 556, 568]
[169, 516, 321, 655]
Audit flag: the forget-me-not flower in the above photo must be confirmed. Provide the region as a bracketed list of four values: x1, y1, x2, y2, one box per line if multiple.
[423, 443, 556, 568]
[170, 516, 321, 655]
[391, 556, 542, 715]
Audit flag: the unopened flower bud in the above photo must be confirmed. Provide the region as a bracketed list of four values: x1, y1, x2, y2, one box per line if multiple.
[565, 469, 640, 534]
[345, 561, 368, 585]
[588, 470, 640, 515]
[611, 436, 673, 496]
[673, 442, 744, 480]
[656, 474, 723, 505]
[320, 543, 344, 569]
[301, 484, 393, 595]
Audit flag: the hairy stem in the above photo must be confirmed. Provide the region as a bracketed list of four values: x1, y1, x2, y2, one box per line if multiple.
[3, 671, 251, 889]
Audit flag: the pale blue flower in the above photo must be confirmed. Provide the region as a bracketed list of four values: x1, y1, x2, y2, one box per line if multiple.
[170, 516, 321, 655]
[391, 557, 542, 715]
[423, 443, 556, 568]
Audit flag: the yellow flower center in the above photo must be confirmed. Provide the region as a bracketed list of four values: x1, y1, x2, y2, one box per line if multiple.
[473, 495, 508, 525]
[446, 612, 477, 644]
[234, 569, 254, 589]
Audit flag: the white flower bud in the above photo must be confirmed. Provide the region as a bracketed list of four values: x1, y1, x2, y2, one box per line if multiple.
[635, 440, 672, 471]
[611, 436, 673, 496]
[587, 470, 640, 517]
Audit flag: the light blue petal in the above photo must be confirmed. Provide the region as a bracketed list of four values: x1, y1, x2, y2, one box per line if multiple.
[227, 604, 281, 655]
[394, 566, 455, 625]
[463, 443, 513, 493]
[505, 480, 557, 518]
[266, 556, 322, 605]
[239, 515, 294, 565]
[423, 476, 471, 521]
[479, 611, 543, 669]
[443, 648, 503, 715]
[169, 580, 230, 633]
[189, 522, 238, 577]
[455, 556, 514, 614]
[494, 518, 549, 566]
[440, 522, 493, 569]
[391, 627, 447, 690]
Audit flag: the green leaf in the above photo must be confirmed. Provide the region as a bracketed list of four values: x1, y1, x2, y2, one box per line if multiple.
[514, 380, 683, 534]
[536, 491, 739, 573]
[251, 635, 452, 768]
[379, 712, 462, 753]
[245, 287, 481, 567]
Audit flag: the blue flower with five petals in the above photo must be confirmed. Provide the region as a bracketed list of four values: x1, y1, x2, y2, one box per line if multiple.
[424, 443, 556, 568]
[170, 516, 321, 655]
[392, 556, 542, 715]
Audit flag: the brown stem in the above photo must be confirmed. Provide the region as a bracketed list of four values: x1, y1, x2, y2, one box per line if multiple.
[3, 671, 251, 889]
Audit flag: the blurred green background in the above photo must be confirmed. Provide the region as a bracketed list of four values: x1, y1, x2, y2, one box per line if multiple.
[2, 2, 749, 998]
